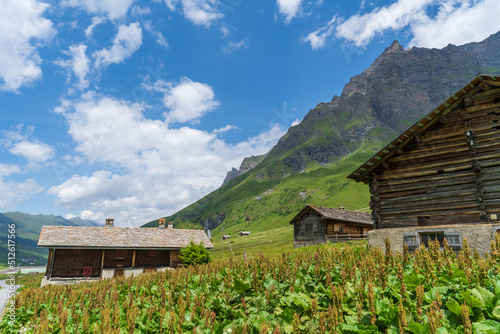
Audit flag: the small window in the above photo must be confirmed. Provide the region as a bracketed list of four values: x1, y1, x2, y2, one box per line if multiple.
[300, 224, 305, 234]
[339, 226, 344, 233]
[312, 223, 318, 233]
[444, 231, 462, 250]
[73, 249, 81, 256]
[149, 250, 156, 257]
[420, 232, 445, 248]
[403, 233, 419, 250]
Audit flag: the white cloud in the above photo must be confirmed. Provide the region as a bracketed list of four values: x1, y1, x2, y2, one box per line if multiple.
[303, 16, 336, 50]
[93, 22, 143, 67]
[336, 0, 432, 47]
[50, 93, 285, 226]
[335, 0, 500, 49]
[9, 140, 55, 162]
[222, 39, 249, 54]
[409, 0, 500, 48]
[276, 0, 303, 23]
[1, 125, 54, 163]
[0, 177, 43, 209]
[85, 16, 106, 38]
[0, 0, 54, 92]
[0, 164, 22, 177]
[153, 77, 219, 124]
[62, 0, 135, 20]
[156, 32, 169, 48]
[56, 44, 90, 90]
[163, 0, 223, 27]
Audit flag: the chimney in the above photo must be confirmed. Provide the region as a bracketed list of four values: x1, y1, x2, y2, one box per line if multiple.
[105, 218, 114, 227]
[168, 221, 174, 229]
[158, 218, 166, 229]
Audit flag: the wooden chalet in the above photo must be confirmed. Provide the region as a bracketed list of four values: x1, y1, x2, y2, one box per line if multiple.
[289, 205, 373, 248]
[37, 218, 213, 284]
[347, 74, 500, 254]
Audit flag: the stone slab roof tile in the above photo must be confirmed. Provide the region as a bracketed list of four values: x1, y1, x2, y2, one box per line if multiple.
[38, 226, 213, 249]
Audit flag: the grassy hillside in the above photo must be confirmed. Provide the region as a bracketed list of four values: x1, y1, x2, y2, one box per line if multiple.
[145, 137, 382, 260]
[0, 212, 98, 266]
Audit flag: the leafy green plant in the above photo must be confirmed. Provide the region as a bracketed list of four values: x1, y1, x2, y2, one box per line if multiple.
[3, 238, 500, 333]
[179, 241, 212, 266]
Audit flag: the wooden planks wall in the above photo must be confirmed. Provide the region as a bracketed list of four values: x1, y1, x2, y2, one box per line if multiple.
[134, 250, 170, 268]
[371, 87, 500, 229]
[51, 249, 102, 277]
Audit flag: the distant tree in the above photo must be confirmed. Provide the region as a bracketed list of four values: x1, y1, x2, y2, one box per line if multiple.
[179, 241, 211, 266]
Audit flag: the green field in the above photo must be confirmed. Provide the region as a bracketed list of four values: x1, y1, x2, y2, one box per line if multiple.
[4, 239, 500, 333]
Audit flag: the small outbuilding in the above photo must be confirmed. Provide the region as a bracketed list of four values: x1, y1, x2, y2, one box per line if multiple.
[348, 74, 500, 255]
[37, 218, 213, 286]
[289, 205, 373, 248]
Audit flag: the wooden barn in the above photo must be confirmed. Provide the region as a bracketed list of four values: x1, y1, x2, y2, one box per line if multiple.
[37, 218, 213, 285]
[348, 74, 500, 254]
[289, 204, 373, 248]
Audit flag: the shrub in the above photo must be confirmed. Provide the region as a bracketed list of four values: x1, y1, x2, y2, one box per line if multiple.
[179, 241, 211, 266]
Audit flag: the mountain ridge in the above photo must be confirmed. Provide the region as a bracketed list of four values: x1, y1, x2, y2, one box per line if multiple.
[145, 31, 500, 241]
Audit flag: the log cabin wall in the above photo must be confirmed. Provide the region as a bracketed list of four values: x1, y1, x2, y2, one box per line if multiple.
[371, 86, 500, 229]
[293, 212, 325, 243]
[134, 250, 170, 268]
[51, 249, 102, 277]
[103, 249, 133, 268]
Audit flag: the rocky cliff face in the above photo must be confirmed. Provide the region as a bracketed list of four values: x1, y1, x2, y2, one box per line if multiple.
[151, 31, 500, 231]
[228, 32, 500, 177]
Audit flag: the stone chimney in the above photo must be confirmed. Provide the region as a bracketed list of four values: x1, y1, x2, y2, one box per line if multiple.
[158, 218, 166, 229]
[168, 221, 174, 229]
[105, 218, 114, 227]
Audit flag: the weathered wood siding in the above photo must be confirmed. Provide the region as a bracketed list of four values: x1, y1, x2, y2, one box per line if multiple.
[371, 87, 500, 228]
[103, 249, 133, 268]
[293, 212, 325, 243]
[134, 250, 170, 268]
[326, 221, 365, 235]
[51, 249, 102, 277]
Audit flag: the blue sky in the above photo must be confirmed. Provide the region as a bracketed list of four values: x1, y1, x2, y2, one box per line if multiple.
[1, 0, 500, 226]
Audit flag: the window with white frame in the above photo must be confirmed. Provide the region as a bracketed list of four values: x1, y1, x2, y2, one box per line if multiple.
[444, 231, 462, 250]
[403, 232, 419, 250]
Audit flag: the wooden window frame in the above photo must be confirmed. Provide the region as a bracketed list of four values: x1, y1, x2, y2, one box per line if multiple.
[419, 231, 445, 248]
[404, 230, 462, 250]
[338, 226, 344, 233]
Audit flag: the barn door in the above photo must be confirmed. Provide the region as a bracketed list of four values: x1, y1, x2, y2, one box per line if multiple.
[114, 269, 124, 278]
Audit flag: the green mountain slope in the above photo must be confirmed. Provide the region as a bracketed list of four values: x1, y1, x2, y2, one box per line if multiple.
[144, 32, 500, 258]
[0, 212, 99, 266]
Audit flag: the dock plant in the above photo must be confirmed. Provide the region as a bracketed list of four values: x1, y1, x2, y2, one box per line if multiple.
[3, 238, 500, 333]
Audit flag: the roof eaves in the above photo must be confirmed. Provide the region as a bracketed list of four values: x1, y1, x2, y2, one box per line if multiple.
[347, 74, 499, 183]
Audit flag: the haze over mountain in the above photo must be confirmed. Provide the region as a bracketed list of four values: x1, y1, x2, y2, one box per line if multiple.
[146, 31, 500, 238]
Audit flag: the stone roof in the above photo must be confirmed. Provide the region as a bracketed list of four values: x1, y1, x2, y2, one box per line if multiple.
[289, 204, 373, 225]
[38, 226, 213, 249]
